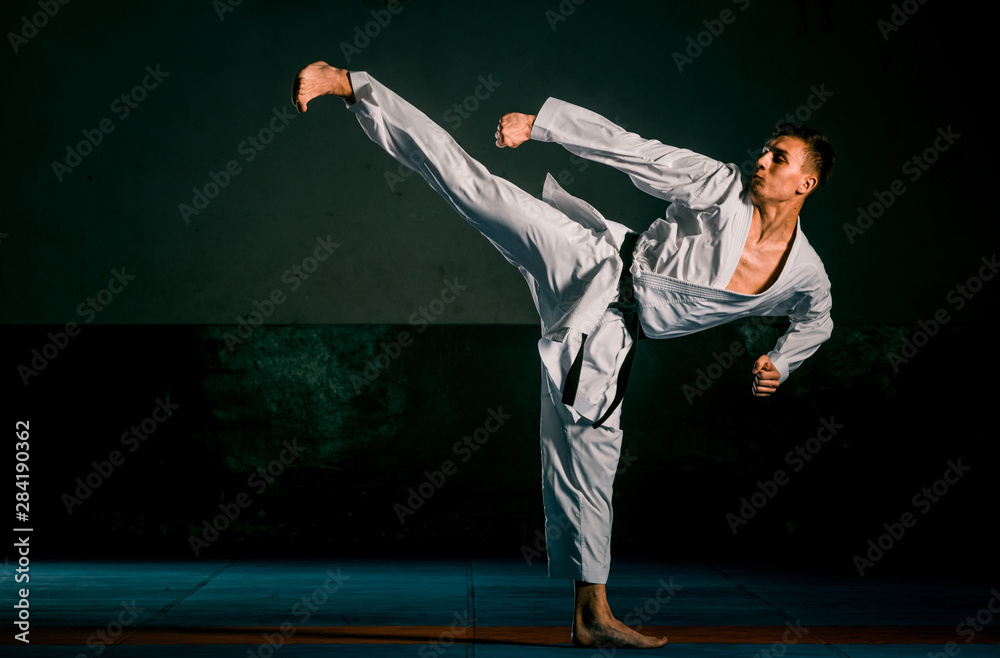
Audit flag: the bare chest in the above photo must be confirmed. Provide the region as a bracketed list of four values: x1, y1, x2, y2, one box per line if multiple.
[725, 214, 795, 295]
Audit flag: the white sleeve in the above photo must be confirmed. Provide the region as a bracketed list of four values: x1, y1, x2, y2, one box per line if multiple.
[530, 97, 740, 209]
[767, 285, 834, 383]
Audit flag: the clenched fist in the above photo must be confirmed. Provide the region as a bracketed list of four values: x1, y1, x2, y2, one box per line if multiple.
[751, 355, 782, 397]
[495, 113, 536, 148]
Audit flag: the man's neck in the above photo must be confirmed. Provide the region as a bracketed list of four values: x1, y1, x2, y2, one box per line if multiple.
[751, 199, 802, 245]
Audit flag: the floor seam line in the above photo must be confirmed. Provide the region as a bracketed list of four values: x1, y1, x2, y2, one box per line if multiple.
[104, 559, 238, 654]
[466, 557, 476, 657]
[711, 563, 851, 658]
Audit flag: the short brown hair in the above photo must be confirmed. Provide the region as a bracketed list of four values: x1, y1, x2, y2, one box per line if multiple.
[772, 123, 836, 191]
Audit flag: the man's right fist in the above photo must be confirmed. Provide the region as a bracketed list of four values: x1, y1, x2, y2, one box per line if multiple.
[496, 113, 536, 148]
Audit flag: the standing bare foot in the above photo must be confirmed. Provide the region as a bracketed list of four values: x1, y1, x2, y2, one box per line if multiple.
[291, 61, 355, 112]
[572, 581, 668, 649]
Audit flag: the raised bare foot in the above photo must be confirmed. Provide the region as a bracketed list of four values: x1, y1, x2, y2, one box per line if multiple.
[291, 61, 355, 112]
[572, 582, 668, 649]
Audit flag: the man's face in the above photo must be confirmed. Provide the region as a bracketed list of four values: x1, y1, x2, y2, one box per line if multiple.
[750, 136, 816, 203]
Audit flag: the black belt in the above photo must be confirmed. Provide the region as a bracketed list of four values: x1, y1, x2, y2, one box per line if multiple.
[561, 232, 644, 429]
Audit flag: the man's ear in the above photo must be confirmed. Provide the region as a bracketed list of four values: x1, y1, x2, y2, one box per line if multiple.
[798, 174, 818, 195]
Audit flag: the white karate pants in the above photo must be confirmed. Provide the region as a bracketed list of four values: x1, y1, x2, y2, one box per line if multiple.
[347, 71, 625, 584]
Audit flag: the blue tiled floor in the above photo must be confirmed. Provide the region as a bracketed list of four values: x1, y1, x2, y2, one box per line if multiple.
[2, 558, 997, 656]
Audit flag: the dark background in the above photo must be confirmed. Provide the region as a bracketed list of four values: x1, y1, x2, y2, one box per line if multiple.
[3, 0, 995, 582]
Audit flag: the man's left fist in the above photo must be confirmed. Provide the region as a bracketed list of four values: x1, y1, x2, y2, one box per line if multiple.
[751, 355, 781, 397]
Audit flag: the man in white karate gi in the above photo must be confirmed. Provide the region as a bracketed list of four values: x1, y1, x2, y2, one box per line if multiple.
[292, 62, 835, 649]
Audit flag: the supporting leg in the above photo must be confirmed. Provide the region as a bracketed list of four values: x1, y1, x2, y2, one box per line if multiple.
[539, 371, 621, 584]
[540, 374, 668, 648]
[574, 581, 669, 648]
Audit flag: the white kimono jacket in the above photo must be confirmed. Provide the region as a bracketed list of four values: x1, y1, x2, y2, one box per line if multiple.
[530, 98, 834, 426]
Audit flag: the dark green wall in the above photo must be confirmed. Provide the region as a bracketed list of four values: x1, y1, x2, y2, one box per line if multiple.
[2, 0, 992, 323]
[8, 322, 996, 579]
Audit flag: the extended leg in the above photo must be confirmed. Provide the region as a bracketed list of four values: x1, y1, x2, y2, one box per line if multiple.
[292, 62, 616, 320]
[294, 63, 663, 649]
